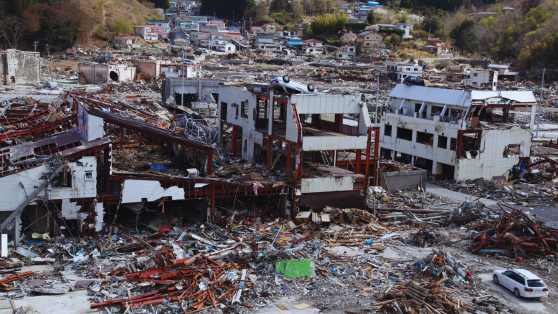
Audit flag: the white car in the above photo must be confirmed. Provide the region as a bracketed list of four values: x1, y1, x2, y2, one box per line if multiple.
[492, 269, 548, 298]
[270, 75, 317, 94]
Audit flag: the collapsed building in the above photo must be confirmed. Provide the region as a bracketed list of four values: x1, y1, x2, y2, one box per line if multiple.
[0, 50, 40, 85]
[218, 78, 379, 211]
[379, 84, 537, 181]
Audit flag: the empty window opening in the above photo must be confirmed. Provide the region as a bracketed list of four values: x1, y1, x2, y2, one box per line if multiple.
[416, 131, 434, 145]
[461, 133, 481, 158]
[241, 100, 249, 118]
[438, 135, 448, 149]
[384, 125, 392, 136]
[85, 171, 93, 181]
[109, 71, 119, 81]
[450, 138, 457, 151]
[397, 127, 413, 141]
[503, 144, 520, 157]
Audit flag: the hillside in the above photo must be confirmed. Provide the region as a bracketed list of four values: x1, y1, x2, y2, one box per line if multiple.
[0, 0, 154, 51]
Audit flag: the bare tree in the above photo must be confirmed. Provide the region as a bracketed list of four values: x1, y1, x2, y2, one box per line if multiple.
[0, 16, 28, 50]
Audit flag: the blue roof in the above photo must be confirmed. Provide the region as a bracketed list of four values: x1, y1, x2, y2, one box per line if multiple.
[286, 42, 303, 45]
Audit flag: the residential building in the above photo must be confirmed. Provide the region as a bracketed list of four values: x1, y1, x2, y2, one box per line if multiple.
[357, 31, 385, 49]
[148, 20, 171, 32]
[355, 13, 369, 22]
[223, 31, 241, 42]
[376, 24, 395, 29]
[488, 64, 519, 82]
[422, 37, 450, 55]
[465, 69, 498, 90]
[384, 61, 422, 82]
[379, 84, 537, 181]
[446, 64, 469, 82]
[302, 39, 323, 54]
[218, 82, 379, 212]
[216, 42, 236, 53]
[395, 23, 412, 38]
[115, 35, 134, 46]
[261, 24, 277, 33]
[339, 5, 352, 14]
[336, 45, 356, 60]
[255, 34, 282, 52]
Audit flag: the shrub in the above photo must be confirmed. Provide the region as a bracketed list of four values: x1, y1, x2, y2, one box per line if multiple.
[94, 25, 107, 39]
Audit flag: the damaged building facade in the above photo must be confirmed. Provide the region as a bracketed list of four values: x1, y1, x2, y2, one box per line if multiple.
[218, 80, 379, 211]
[0, 50, 40, 85]
[379, 84, 537, 181]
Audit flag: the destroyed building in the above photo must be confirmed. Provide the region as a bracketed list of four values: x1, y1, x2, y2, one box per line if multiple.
[0, 50, 40, 85]
[379, 84, 537, 181]
[78, 63, 137, 84]
[218, 79, 379, 211]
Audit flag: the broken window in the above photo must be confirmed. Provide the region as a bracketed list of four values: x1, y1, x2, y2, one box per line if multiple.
[221, 102, 227, 120]
[384, 125, 392, 136]
[233, 103, 239, 119]
[438, 135, 448, 149]
[85, 171, 93, 181]
[396, 127, 413, 141]
[461, 133, 481, 159]
[416, 131, 434, 145]
[241, 100, 249, 118]
[450, 138, 457, 151]
[473, 73, 478, 77]
[503, 144, 520, 157]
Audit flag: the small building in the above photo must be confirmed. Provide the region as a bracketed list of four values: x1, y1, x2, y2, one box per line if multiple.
[148, 20, 171, 32]
[357, 31, 385, 49]
[336, 46, 356, 60]
[0, 50, 40, 85]
[217, 42, 236, 53]
[78, 63, 137, 84]
[302, 39, 323, 54]
[488, 64, 519, 82]
[384, 61, 422, 82]
[446, 64, 469, 82]
[135, 26, 150, 39]
[422, 37, 450, 55]
[115, 35, 135, 46]
[395, 23, 412, 38]
[134, 60, 161, 78]
[261, 24, 277, 33]
[465, 69, 498, 90]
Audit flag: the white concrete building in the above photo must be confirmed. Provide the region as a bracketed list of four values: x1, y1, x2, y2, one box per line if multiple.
[218, 82, 378, 211]
[379, 85, 537, 181]
[464, 69, 498, 90]
[395, 23, 412, 38]
[384, 61, 423, 83]
[336, 46, 356, 60]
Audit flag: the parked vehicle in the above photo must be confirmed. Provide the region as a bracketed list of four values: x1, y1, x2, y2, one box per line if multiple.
[492, 269, 548, 298]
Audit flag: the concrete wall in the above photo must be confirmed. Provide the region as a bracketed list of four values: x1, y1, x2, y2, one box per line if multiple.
[135, 60, 161, 77]
[0, 156, 103, 231]
[162, 78, 222, 103]
[2, 52, 40, 85]
[79, 63, 108, 84]
[380, 168, 427, 191]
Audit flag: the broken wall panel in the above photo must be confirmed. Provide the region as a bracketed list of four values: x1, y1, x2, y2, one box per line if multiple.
[121, 179, 186, 203]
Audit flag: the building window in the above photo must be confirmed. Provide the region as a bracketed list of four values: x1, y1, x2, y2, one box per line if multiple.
[473, 73, 478, 77]
[241, 100, 249, 118]
[416, 131, 434, 145]
[450, 138, 457, 151]
[233, 103, 239, 119]
[438, 135, 448, 149]
[384, 125, 392, 136]
[396, 127, 413, 141]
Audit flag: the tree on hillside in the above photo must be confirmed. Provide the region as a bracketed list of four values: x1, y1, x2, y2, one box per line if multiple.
[367, 9, 376, 24]
[202, 0, 255, 19]
[0, 16, 28, 49]
[340, 31, 356, 43]
[450, 19, 477, 53]
[149, 0, 170, 11]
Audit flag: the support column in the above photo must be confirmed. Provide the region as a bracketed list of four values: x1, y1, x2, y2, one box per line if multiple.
[356, 149, 362, 173]
[207, 185, 215, 222]
[14, 214, 20, 245]
[266, 137, 273, 167]
[232, 127, 237, 155]
[333, 150, 337, 167]
[411, 156, 415, 166]
[268, 91, 274, 135]
[207, 149, 213, 175]
[392, 150, 396, 161]
[279, 194, 286, 218]
[286, 143, 292, 178]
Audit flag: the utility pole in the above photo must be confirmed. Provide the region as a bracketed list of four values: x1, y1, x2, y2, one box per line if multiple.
[375, 64, 380, 124]
[536, 68, 545, 138]
[33, 41, 39, 52]
[182, 48, 185, 106]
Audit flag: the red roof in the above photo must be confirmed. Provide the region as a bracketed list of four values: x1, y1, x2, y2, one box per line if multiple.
[428, 37, 443, 42]
[303, 39, 322, 43]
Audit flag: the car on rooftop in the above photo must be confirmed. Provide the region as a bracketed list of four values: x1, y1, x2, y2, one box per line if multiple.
[270, 75, 317, 95]
[492, 269, 548, 298]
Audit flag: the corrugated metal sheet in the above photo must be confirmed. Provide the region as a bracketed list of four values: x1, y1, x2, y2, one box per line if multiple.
[471, 91, 536, 103]
[388, 84, 471, 107]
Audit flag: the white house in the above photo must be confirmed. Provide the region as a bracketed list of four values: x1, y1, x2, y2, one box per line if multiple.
[302, 39, 323, 54]
[395, 23, 412, 38]
[336, 45, 356, 60]
[384, 61, 423, 82]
